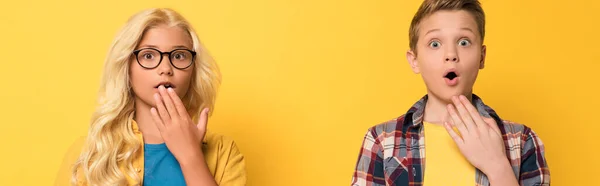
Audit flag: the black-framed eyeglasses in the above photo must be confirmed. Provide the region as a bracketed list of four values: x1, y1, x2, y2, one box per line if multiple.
[132, 48, 197, 70]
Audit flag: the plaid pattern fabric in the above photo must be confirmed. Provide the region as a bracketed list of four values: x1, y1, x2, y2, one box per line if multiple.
[351, 94, 550, 186]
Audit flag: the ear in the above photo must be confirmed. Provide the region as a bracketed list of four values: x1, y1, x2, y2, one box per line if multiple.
[479, 45, 487, 69]
[406, 50, 420, 74]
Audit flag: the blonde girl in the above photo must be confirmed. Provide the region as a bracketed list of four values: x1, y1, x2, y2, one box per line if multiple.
[55, 8, 246, 186]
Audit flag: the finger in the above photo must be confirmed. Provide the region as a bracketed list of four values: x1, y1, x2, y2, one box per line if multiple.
[166, 87, 189, 119]
[444, 121, 463, 145]
[445, 113, 455, 126]
[150, 107, 166, 132]
[154, 93, 171, 122]
[158, 85, 180, 118]
[197, 108, 209, 131]
[483, 117, 502, 135]
[447, 103, 469, 135]
[459, 95, 488, 133]
[452, 96, 478, 132]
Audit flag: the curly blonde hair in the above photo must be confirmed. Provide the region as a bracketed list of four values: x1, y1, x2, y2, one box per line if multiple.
[71, 8, 221, 185]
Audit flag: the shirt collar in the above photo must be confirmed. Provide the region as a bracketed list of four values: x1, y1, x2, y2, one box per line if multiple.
[406, 94, 501, 127]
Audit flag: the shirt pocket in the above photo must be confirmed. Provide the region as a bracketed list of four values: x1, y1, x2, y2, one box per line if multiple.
[383, 156, 409, 183]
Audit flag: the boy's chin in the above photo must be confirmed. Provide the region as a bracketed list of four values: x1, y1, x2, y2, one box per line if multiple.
[429, 88, 470, 103]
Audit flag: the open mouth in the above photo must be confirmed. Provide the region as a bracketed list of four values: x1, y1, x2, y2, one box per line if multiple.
[155, 82, 175, 89]
[444, 71, 458, 80]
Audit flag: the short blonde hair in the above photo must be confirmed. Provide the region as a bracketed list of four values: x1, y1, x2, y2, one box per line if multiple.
[409, 0, 485, 54]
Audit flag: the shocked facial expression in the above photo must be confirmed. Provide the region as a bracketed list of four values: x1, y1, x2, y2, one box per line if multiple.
[407, 10, 486, 101]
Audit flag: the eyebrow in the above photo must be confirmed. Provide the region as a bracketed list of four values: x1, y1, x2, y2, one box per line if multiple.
[460, 27, 475, 34]
[424, 28, 441, 36]
[424, 27, 476, 36]
[137, 44, 191, 50]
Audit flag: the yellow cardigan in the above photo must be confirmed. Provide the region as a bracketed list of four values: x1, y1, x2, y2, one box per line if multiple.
[54, 120, 247, 185]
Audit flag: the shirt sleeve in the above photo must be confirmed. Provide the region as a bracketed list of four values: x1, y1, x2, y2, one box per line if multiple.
[351, 128, 386, 186]
[214, 137, 247, 186]
[519, 128, 550, 186]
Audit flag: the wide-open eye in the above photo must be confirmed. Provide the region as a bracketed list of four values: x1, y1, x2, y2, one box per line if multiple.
[458, 39, 471, 47]
[429, 40, 441, 48]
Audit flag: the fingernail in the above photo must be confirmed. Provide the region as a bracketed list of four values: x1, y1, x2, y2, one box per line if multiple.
[167, 88, 174, 92]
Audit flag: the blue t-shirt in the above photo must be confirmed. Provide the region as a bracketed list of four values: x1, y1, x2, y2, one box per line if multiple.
[143, 143, 186, 186]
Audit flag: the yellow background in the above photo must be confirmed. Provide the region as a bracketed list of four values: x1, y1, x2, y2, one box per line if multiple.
[0, 0, 598, 185]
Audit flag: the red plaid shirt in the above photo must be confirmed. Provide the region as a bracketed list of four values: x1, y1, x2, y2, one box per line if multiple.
[351, 94, 550, 186]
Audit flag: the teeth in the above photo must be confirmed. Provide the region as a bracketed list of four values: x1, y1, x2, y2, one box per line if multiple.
[156, 84, 173, 88]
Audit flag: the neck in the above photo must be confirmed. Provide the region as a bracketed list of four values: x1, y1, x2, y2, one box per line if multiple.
[423, 92, 473, 125]
[134, 97, 164, 144]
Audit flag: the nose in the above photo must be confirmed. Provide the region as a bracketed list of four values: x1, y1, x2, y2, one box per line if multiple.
[445, 56, 458, 62]
[157, 54, 173, 76]
[444, 46, 459, 63]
